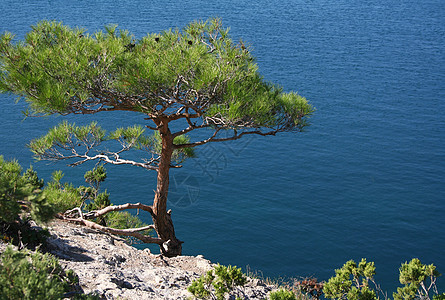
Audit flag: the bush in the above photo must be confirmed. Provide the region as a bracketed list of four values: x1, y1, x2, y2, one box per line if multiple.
[0, 246, 77, 300]
[106, 210, 152, 243]
[0, 156, 54, 224]
[81, 165, 153, 241]
[269, 288, 297, 300]
[188, 264, 247, 300]
[433, 294, 445, 300]
[323, 258, 377, 300]
[43, 170, 83, 214]
[393, 258, 442, 300]
[0, 156, 55, 248]
[324, 258, 442, 300]
[0, 246, 101, 300]
[50, 165, 153, 242]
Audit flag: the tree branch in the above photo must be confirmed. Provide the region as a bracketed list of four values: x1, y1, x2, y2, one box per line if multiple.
[58, 215, 164, 245]
[68, 153, 159, 170]
[174, 128, 279, 149]
[172, 123, 211, 138]
[83, 202, 155, 219]
[58, 202, 164, 245]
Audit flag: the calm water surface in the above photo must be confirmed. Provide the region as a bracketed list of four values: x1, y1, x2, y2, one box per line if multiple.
[1, 0, 444, 292]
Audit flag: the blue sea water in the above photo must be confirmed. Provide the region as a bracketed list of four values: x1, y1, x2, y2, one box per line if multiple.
[1, 0, 444, 293]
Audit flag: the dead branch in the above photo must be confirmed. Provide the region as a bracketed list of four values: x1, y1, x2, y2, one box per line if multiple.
[83, 202, 155, 219]
[58, 215, 163, 244]
[56, 202, 163, 245]
[69, 153, 159, 170]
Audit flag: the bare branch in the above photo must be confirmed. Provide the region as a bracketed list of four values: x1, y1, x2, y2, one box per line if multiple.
[58, 216, 164, 245]
[145, 125, 159, 130]
[57, 202, 163, 245]
[83, 202, 155, 219]
[68, 153, 159, 170]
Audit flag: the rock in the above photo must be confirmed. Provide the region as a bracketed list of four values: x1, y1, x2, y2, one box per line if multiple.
[1, 219, 277, 299]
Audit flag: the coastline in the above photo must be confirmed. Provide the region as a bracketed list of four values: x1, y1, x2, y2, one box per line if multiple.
[0, 220, 275, 299]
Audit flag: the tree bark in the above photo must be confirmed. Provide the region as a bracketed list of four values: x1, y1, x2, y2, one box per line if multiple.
[152, 119, 183, 257]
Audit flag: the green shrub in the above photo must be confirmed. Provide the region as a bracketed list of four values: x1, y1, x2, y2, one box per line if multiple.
[188, 264, 247, 300]
[48, 165, 153, 242]
[107, 210, 146, 229]
[106, 210, 152, 243]
[269, 288, 297, 300]
[0, 156, 27, 222]
[0, 246, 101, 300]
[433, 293, 445, 300]
[324, 258, 442, 300]
[0, 156, 55, 248]
[393, 259, 441, 300]
[0, 156, 54, 224]
[43, 170, 83, 213]
[81, 165, 153, 240]
[0, 246, 77, 300]
[324, 259, 377, 300]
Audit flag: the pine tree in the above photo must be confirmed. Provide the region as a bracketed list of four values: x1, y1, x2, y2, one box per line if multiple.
[0, 18, 313, 256]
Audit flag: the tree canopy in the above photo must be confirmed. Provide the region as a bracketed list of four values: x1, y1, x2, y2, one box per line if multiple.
[0, 18, 312, 133]
[0, 18, 314, 256]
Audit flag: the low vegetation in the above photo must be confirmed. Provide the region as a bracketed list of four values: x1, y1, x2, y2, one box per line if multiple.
[188, 259, 443, 300]
[48, 164, 153, 244]
[0, 156, 53, 224]
[268, 288, 297, 300]
[0, 155, 54, 248]
[0, 155, 151, 298]
[1, 155, 152, 246]
[1, 156, 443, 299]
[324, 258, 443, 300]
[188, 264, 247, 300]
[0, 246, 100, 300]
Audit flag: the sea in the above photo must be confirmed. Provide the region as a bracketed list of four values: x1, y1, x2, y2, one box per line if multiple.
[1, 0, 444, 294]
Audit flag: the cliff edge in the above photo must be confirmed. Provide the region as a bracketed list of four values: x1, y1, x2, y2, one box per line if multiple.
[1, 220, 275, 299]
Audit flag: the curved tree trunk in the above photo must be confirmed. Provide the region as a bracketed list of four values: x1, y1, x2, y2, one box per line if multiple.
[152, 120, 183, 257]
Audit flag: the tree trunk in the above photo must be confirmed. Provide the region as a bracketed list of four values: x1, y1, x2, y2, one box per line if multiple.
[152, 120, 183, 257]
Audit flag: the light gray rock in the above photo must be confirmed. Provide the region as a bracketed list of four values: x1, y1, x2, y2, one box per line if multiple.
[1, 220, 276, 299]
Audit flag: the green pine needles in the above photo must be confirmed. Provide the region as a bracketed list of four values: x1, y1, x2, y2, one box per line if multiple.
[0, 246, 75, 300]
[269, 289, 297, 300]
[324, 258, 443, 300]
[46, 164, 154, 244]
[395, 259, 442, 300]
[0, 18, 313, 129]
[0, 155, 54, 224]
[0, 154, 153, 246]
[0, 246, 99, 300]
[323, 259, 378, 300]
[0, 19, 312, 127]
[188, 264, 247, 300]
[28, 120, 195, 169]
[1, 18, 313, 256]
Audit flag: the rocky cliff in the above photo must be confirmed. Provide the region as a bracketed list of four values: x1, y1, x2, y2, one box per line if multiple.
[1, 220, 275, 299]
